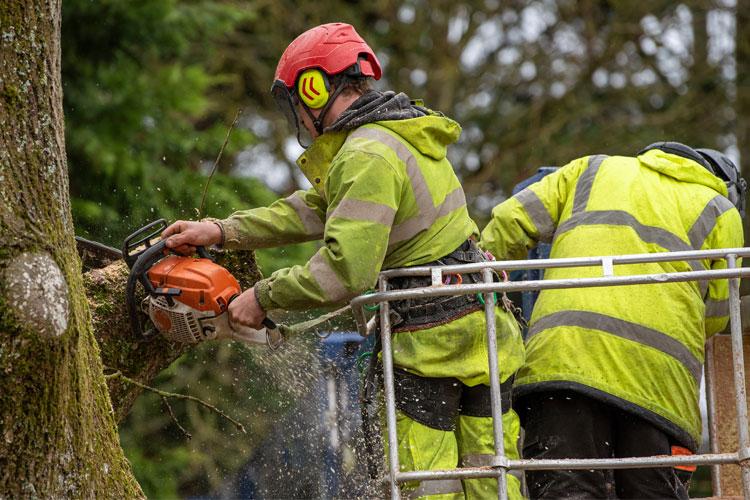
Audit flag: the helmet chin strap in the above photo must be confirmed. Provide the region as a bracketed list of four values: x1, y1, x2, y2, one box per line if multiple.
[301, 83, 348, 136]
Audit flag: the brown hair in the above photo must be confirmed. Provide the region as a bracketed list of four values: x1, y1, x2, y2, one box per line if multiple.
[335, 76, 372, 97]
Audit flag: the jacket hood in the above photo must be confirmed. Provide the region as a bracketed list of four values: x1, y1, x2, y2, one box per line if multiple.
[375, 115, 461, 161]
[637, 149, 728, 197]
[327, 90, 461, 160]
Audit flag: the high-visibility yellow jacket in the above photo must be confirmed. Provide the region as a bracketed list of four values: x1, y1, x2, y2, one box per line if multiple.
[480, 149, 744, 449]
[218, 114, 525, 385]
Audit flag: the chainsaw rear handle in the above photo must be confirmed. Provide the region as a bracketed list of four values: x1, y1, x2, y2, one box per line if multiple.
[226, 293, 277, 331]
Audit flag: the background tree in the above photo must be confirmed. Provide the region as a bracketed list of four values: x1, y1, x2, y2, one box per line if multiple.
[737, 0, 750, 252]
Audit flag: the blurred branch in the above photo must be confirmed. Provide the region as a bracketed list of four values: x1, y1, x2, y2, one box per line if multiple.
[198, 109, 242, 218]
[105, 369, 247, 434]
[162, 396, 192, 440]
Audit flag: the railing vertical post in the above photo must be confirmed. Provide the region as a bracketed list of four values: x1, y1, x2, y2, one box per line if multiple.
[705, 339, 722, 497]
[483, 268, 508, 500]
[379, 276, 401, 499]
[726, 254, 750, 498]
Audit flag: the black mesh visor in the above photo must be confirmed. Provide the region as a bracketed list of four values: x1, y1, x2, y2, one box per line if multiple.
[271, 80, 312, 148]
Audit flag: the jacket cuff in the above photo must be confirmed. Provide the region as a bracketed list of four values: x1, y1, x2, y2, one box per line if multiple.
[199, 217, 226, 248]
[253, 279, 274, 312]
[211, 217, 243, 249]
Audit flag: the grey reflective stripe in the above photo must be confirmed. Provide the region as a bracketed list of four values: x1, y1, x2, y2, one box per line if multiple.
[349, 127, 467, 246]
[406, 479, 463, 499]
[705, 298, 729, 318]
[515, 188, 555, 242]
[528, 310, 702, 382]
[687, 195, 735, 250]
[461, 453, 496, 467]
[330, 198, 396, 226]
[309, 252, 351, 302]
[436, 187, 467, 218]
[555, 210, 704, 273]
[286, 192, 324, 236]
[700, 280, 709, 300]
[390, 187, 466, 244]
[509, 469, 523, 483]
[572, 154, 608, 215]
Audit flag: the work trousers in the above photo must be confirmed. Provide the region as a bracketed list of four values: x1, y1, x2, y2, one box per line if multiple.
[520, 390, 690, 499]
[389, 408, 524, 500]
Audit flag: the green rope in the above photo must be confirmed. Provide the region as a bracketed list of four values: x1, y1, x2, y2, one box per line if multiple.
[477, 292, 498, 306]
[355, 350, 374, 374]
[362, 290, 380, 311]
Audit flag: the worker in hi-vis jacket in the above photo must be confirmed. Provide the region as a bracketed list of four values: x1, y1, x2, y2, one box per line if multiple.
[163, 23, 525, 499]
[480, 142, 746, 499]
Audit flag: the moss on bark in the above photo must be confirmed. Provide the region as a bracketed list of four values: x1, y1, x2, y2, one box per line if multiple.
[0, 2, 264, 495]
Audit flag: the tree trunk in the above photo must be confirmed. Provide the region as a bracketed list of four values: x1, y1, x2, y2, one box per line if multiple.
[0, 2, 144, 496]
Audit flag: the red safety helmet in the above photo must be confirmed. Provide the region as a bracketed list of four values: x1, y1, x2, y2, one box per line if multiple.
[271, 23, 382, 147]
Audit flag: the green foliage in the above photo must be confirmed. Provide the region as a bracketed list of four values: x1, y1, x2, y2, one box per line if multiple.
[62, 0, 259, 246]
[117, 341, 312, 498]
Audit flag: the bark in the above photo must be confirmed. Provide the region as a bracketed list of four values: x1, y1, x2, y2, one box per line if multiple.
[0, 3, 265, 494]
[0, 1, 145, 497]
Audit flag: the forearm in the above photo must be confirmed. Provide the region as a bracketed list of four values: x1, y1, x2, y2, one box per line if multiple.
[254, 224, 390, 311]
[216, 190, 325, 250]
[480, 196, 542, 261]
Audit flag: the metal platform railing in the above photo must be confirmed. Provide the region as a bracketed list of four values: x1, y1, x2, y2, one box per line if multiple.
[350, 247, 750, 500]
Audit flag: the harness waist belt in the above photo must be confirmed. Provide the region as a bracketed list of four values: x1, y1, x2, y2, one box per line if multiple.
[388, 239, 490, 330]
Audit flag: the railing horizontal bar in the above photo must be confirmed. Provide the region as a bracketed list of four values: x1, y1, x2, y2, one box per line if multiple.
[395, 453, 740, 482]
[512, 453, 740, 471]
[379, 248, 750, 278]
[352, 268, 750, 307]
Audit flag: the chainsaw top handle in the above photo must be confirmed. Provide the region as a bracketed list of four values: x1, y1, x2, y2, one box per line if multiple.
[123, 218, 167, 268]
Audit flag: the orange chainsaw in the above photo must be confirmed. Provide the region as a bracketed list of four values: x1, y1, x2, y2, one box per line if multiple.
[124, 219, 282, 347]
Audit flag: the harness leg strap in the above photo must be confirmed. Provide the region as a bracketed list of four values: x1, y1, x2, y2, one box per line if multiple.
[459, 377, 514, 417]
[393, 368, 462, 431]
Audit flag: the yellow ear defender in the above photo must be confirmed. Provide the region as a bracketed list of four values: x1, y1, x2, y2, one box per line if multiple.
[297, 69, 331, 109]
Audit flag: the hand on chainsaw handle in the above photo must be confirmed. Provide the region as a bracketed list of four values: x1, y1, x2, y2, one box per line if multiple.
[162, 220, 223, 255]
[228, 287, 267, 330]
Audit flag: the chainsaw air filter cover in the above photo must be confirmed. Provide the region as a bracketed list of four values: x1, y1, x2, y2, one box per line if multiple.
[149, 296, 208, 343]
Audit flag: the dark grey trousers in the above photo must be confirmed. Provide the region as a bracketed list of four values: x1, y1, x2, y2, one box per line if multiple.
[520, 390, 690, 499]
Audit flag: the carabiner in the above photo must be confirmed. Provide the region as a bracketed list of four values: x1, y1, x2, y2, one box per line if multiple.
[362, 290, 380, 311]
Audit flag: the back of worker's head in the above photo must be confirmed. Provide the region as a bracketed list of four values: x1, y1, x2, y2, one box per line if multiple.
[638, 141, 747, 217]
[270, 23, 382, 146]
[696, 148, 747, 218]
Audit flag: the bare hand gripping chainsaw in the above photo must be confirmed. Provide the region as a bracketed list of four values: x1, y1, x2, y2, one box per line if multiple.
[124, 219, 282, 348]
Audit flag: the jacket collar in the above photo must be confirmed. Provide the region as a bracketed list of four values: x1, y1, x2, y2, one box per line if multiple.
[296, 130, 349, 197]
